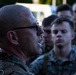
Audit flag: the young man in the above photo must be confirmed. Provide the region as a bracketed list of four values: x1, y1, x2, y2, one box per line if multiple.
[0, 4, 43, 75]
[56, 4, 76, 46]
[42, 15, 58, 54]
[29, 17, 76, 75]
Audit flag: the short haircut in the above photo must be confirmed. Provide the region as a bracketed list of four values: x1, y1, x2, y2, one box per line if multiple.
[56, 4, 73, 15]
[51, 17, 74, 31]
[42, 15, 58, 27]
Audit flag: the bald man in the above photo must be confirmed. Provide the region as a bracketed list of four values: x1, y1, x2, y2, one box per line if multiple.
[0, 4, 43, 75]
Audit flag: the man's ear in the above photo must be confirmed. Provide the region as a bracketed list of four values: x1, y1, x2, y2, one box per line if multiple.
[72, 32, 75, 40]
[6, 30, 19, 45]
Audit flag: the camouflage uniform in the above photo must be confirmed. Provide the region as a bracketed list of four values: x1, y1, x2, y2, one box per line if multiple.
[29, 48, 76, 75]
[42, 43, 53, 54]
[72, 45, 76, 50]
[0, 52, 34, 75]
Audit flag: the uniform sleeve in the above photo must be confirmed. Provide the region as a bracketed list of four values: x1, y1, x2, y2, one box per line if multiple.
[0, 62, 34, 75]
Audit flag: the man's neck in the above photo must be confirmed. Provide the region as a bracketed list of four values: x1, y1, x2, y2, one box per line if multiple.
[1, 47, 27, 64]
[53, 45, 71, 59]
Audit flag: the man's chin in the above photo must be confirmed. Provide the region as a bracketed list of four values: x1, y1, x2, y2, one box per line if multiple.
[56, 44, 63, 49]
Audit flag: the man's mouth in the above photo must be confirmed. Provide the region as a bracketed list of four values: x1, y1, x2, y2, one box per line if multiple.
[56, 39, 63, 43]
[38, 43, 42, 48]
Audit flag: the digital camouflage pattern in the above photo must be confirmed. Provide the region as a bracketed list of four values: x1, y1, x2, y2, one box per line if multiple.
[0, 52, 34, 75]
[42, 43, 53, 54]
[30, 47, 76, 75]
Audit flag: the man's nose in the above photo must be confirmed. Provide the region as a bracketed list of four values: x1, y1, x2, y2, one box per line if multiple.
[43, 32, 47, 37]
[56, 31, 62, 37]
[37, 26, 44, 36]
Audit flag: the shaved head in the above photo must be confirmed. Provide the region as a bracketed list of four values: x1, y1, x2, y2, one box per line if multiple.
[0, 4, 35, 37]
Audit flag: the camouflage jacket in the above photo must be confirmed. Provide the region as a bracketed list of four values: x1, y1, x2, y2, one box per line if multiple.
[0, 52, 34, 75]
[42, 43, 53, 54]
[29, 48, 76, 75]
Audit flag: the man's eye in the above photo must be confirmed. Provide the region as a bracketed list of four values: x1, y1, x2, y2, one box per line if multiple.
[44, 30, 51, 34]
[53, 30, 58, 34]
[32, 25, 38, 31]
[36, 25, 39, 31]
[61, 30, 67, 33]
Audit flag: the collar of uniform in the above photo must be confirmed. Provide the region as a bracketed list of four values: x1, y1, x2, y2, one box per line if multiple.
[0, 52, 29, 72]
[49, 49, 76, 65]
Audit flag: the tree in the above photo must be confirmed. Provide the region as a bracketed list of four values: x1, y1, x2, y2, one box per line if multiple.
[56, 0, 62, 5]
[39, 0, 76, 6]
[39, 0, 52, 4]
[67, 0, 76, 6]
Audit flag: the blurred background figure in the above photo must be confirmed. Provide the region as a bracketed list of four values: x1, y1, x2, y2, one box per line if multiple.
[72, 3, 76, 31]
[42, 15, 58, 54]
[72, 2, 76, 47]
[56, 4, 73, 21]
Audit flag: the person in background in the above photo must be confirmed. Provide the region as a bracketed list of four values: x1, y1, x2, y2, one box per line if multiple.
[72, 3, 76, 31]
[72, 3, 76, 49]
[29, 17, 76, 75]
[42, 15, 58, 54]
[56, 4, 76, 46]
[56, 4, 73, 21]
[0, 4, 43, 75]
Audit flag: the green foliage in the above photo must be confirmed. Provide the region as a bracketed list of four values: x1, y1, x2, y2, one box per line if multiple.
[56, 0, 62, 5]
[0, 0, 75, 6]
[39, 0, 62, 5]
[67, 0, 76, 6]
[39, 0, 46, 4]
[46, 0, 52, 4]
[39, 0, 52, 4]
[39, 0, 76, 6]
